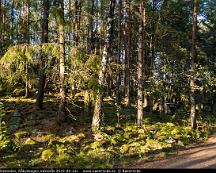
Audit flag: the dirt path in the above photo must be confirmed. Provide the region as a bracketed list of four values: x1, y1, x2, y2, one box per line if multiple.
[131, 133, 216, 168]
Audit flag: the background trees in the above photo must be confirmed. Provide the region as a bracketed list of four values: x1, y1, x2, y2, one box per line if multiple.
[0, 0, 215, 131]
[0, 0, 216, 168]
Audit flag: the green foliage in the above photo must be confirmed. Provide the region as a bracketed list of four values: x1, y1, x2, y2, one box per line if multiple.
[67, 46, 100, 94]
[0, 44, 59, 92]
[0, 103, 13, 152]
[41, 149, 55, 161]
[0, 121, 12, 151]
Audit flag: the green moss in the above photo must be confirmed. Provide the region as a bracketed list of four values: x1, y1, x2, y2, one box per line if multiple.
[12, 88, 25, 97]
[24, 138, 37, 145]
[14, 130, 29, 139]
[78, 133, 85, 139]
[55, 153, 71, 164]
[59, 135, 79, 143]
[41, 149, 55, 161]
[120, 144, 129, 154]
[36, 134, 56, 143]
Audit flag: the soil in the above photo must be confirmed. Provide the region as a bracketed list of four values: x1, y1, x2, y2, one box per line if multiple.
[130, 133, 216, 168]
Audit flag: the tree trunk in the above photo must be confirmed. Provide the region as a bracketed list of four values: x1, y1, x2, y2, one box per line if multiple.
[137, 0, 146, 127]
[125, 0, 131, 106]
[148, 0, 157, 113]
[107, 0, 115, 97]
[74, 0, 82, 45]
[87, 0, 94, 53]
[190, 0, 197, 129]
[0, 0, 2, 56]
[55, 0, 66, 122]
[10, 0, 15, 42]
[116, 0, 122, 105]
[25, 0, 30, 98]
[92, 0, 116, 133]
[36, 0, 50, 109]
[99, 0, 105, 55]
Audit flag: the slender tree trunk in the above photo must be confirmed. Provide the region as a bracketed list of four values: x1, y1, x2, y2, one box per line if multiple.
[0, 0, 2, 56]
[55, 0, 66, 122]
[125, 0, 131, 106]
[99, 0, 104, 55]
[25, 0, 30, 98]
[107, 0, 115, 97]
[115, 0, 122, 125]
[116, 0, 122, 105]
[10, 0, 15, 42]
[190, 0, 197, 129]
[74, 0, 82, 45]
[137, 0, 146, 127]
[92, 0, 116, 133]
[87, 0, 94, 53]
[36, 0, 50, 109]
[148, 0, 157, 113]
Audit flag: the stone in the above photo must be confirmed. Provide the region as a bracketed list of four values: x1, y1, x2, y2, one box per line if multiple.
[9, 109, 22, 131]
[12, 109, 21, 117]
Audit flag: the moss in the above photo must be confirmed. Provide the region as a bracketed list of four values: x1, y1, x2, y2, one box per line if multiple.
[59, 135, 79, 143]
[78, 133, 85, 139]
[41, 149, 55, 161]
[14, 130, 29, 139]
[12, 89, 25, 97]
[28, 158, 43, 167]
[120, 144, 129, 154]
[55, 153, 71, 164]
[36, 134, 56, 143]
[24, 138, 37, 145]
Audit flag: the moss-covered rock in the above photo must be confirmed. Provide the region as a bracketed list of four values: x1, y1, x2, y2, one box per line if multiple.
[59, 135, 79, 143]
[36, 133, 56, 143]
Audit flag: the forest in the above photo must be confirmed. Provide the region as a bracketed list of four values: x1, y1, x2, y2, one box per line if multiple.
[0, 0, 216, 169]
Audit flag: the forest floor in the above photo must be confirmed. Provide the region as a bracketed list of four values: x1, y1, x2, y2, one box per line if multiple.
[0, 94, 216, 168]
[128, 132, 216, 168]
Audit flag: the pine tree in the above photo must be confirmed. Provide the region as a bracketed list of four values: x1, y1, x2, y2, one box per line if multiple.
[92, 0, 116, 133]
[36, 0, 50, 109]
[190, 0, 197, 129]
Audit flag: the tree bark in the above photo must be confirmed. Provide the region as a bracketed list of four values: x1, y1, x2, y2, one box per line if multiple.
[36, 0, 50, 109]
[87, 0, 94, 53]
[116, 0, 122, 105]
[74, 0, 82, 45]
[10, 0, 15, 42]
[148, 0, 157, 113]
[125, 0, 132, 106]
[190, 0, 197, 129]
[99, 0, 105, 55]
[107, 0, 115, 97]
[55, 0, 66, 122]
[0, 0, 2, 56]
[25, 0, 30, 98]
[137, 0, 146, 127]
[92, 0, 116, 133]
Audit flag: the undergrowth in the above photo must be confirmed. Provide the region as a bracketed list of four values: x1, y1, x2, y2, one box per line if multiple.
[0, 98, 216, 168]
